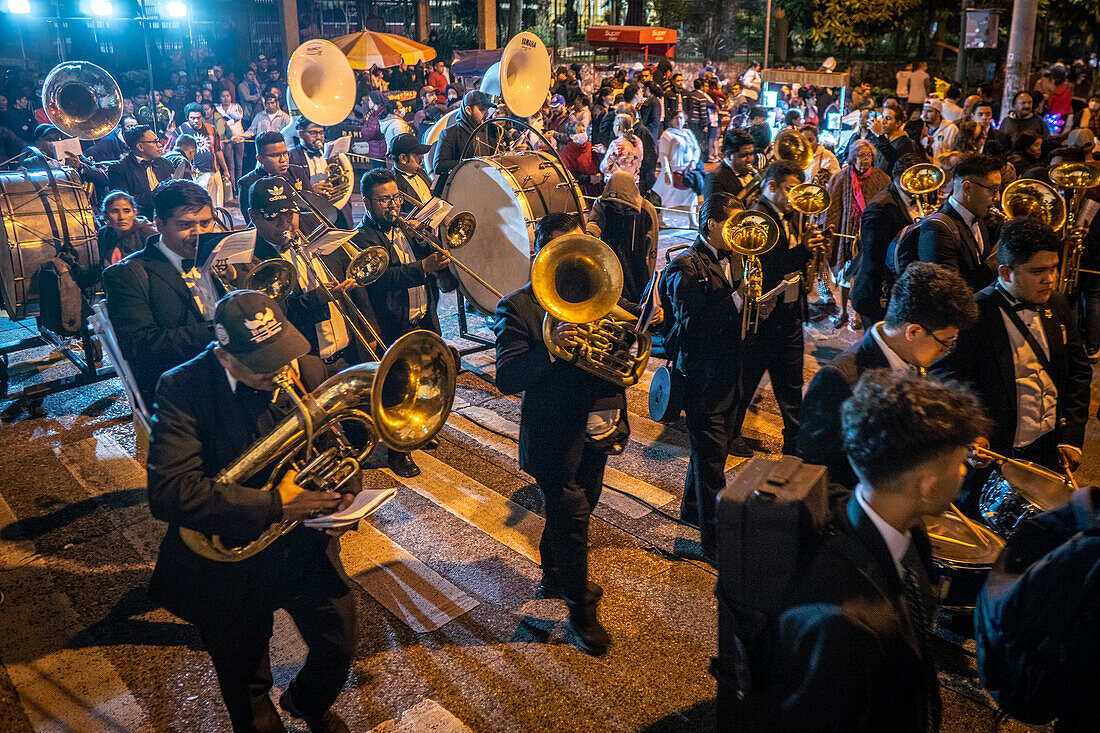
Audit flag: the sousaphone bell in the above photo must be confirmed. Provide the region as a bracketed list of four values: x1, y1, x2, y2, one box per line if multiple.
[41, 60, 123, 140]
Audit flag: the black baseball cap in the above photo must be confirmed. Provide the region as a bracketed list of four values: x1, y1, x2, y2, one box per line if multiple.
[249, 177, 298, 219]
[463, 90, 492, 111]
[389, 132, 431, 158]
[34, 124, 62, 142]
[213, 291, 309, 374]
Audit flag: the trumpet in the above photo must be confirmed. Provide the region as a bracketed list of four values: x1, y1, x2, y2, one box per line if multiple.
[388, 197, 499, 297]
[531, 234, 651, 387]
[722, 210, 781, 338]
[788, 182, 836, 293]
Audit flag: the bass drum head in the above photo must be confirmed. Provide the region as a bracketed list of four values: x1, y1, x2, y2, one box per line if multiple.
[648, 365, 684, 423]
[443, 152, 583, 314]
[0, 168, 97, 320]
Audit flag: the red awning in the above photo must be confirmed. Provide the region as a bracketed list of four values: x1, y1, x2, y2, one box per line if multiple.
[586, 26, 677, 59]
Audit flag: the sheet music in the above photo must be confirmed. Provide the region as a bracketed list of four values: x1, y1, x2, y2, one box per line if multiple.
[197, 229, 258, 274]
[1079, 199, 1099, 230]
[305, 229, 358, 256]
[412, 197, 453, 229]
[52, 137, 83, 162]
[324, 136, 350, 159]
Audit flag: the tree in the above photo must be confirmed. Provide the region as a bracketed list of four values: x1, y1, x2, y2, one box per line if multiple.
[809, 0, 923, 49]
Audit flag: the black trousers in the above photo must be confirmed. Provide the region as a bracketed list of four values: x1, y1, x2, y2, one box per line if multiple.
[683, 370, 739, 558]
[195, 589, 356, 733]
[535, 445, 608, 607]
[734, 301, 804, 453]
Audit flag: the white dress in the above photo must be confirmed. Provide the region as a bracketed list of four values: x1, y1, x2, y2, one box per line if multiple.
[652, 127, 700, 210]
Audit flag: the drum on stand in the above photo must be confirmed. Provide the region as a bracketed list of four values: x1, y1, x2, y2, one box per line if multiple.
[979, 459, 1073, 539]
[0, 168, 97, 320]
[442, 151, 584, 314]
[924, 506, 1004, 613]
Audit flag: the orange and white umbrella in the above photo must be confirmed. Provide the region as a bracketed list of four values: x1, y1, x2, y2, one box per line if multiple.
[330, 30, 436, 70]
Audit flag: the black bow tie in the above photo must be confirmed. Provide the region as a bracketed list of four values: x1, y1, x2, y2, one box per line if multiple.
[304, 147, 323, 158]
[139, 159, 156, 168]
[1013, 301, 1038, 313]
[181, 258, 195, 272]
[713, 248, 733, 261]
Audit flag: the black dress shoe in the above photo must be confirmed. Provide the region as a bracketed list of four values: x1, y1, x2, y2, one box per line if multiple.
[536, 579, 603, 601]
[280, 689, 350, 733]
[565, 609, 610, 656]
[388, 452, 421, 478]
[728, 436, 754, 458]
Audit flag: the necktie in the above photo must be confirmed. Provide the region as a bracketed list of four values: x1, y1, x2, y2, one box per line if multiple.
[902, 543, 938, 733]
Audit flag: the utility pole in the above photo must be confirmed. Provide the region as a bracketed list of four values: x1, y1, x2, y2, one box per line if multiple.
[478, 0, 497, 49]
[1000, 0, 1038, 121]
[956, 0, 968, 90]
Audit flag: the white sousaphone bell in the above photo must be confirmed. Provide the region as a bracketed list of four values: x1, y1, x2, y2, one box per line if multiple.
[479, 31, 552, 119]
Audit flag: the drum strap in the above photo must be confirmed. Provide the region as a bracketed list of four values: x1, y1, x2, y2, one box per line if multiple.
[993, 289, 1054, 377]
[40, 160, 74, 258]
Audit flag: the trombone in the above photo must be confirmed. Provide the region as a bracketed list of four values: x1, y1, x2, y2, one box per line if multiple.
[722, 210, 781, 338]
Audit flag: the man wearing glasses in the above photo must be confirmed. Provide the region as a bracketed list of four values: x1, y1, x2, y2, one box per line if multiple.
[914, 153, 1002, 292]
[287, 118, 354, 229]
[798, 262, 978, 501]
[107, 125, 176, 220]
[351, 169, 452, 478]
[934, 216, 1091, 517]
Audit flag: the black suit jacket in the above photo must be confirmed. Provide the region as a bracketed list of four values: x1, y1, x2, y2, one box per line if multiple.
[237, 164, 314, 225]
[797, 331, 891, 493]
[932, 285, 1091, 454]
[102, 239, 217, 409]
[703, 162, 744, 201]
[287, 146, 355, 228]
[493, 284, 626, 483]
[850, 183, 915, 321]
[762, 498, 940, 732]
[145, 346, 344, 626]
[916, 203, 995, 292]
[106, 154, 175, 219]
[392, 165, 433, 213]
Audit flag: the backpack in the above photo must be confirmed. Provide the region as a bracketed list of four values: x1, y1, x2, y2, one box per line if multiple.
[886, 220, 922, 277]
[710, 456, 831, 731]
[975, 487, 1100, 725]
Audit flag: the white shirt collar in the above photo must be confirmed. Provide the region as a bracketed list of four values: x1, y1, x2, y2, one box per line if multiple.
[155, 240, 190, 274]
[855, 485, 911, 578]
[869, 323, 915, 374]
[948, 195, 977, 227]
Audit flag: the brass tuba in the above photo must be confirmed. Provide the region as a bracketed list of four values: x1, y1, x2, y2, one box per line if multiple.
[723, 210, 781, 338]
[41, 60, 123, 140]
[532, 234, 651, 387]
[899, 163, 945, 218]
[179, 330, 457, 562]
[788, 182, 834, 292]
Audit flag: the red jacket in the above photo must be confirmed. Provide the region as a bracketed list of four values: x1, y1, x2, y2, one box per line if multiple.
[428, 71, 449, 93]
[559, 141, 601, 197]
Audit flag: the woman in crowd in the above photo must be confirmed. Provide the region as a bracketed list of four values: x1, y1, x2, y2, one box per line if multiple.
[822, 139, 890, 329]
[600, 114, 643, 183]
[1007, 131, 1042, 176]
[652, 109, 702, 228]
[217, 89, 245, 189]
[359, 91, 388, 169]
[559, 121, 602, 199]
[97, 191, 156, 268]
[571, 94, 592, 133]
[380, 100, 413, 151]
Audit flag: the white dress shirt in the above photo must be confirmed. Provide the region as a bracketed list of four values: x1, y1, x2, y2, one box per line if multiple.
[856, 485, 911, 580]
[386, 227, 428, 323]
[395, 166, 431, 206]
[155, 240, 218, 319]
[948, 196, 984, 255]
[870, 324, 917, 375]
[997, 284, 1059, 448]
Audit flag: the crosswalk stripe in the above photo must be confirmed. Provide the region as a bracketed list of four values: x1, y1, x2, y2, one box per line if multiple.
[369, 698, 474, 733]
[392, 450, 544, 565]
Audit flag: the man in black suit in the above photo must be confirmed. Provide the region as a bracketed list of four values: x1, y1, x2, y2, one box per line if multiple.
[147, 290, 356, 733]
[934, 217, 1092, 513]
[106, 125, 175, 220]
[238, 131, 316, 226]
[761, 370, 990, 731]
[733, 161, 829, 454]
[703, 129, 756, 201]
[103, 180, 223, 409]
[287, 118, 353, 229]
[493, 212, 628, 656]
[798, 262, 978, 496]
[352, 169, 452, 478]
[389, 132, 434, 213]
[660, 193, 745, 560]
[850, 152, 929, 328]
[914, 153, 1001, 292]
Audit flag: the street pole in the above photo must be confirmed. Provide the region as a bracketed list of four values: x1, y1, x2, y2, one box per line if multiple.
[1000, 0, 1039, 122]
[956, 0, 968, 90]
[138, 1, 159, 137]
[763, 0, 772, 69]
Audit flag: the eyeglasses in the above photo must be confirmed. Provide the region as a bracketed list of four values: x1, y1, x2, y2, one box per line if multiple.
[921, 326, 958, 351]
[967, 179, 1001, 195]
[138, 137, 161, 146]
[373, 194, 402, 205]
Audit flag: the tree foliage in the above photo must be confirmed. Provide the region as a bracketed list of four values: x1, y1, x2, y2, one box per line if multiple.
[808, 0, 924, 48]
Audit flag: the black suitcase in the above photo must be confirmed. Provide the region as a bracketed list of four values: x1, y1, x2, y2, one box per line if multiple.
[711, 455, 830, 732]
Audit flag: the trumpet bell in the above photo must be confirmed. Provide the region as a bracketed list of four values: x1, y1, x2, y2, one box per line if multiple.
[1049, 162, 1100, 191]
[789, 182, 830, 215]
[900, 163, 945, 196]
[1001, 178, 1067, 232]
[287, 39, 357, 126]
[244, 259, 300, 303]
[41, 61, 123, 140]
[443, 211, 476, 249]
[531, 233, 623, 324]
[722, 210, 780, 257]
[348, 245, 390, 286]
[773, 128, 813, 170]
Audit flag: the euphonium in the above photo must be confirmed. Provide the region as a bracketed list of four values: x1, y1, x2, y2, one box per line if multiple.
[722, 210, 781, 338]
[179, 330, 457, 562]
[1050, 162, 1100, 294]
[773, 128, 813, 170]
[531, 234, 651, 387]
[990, 178, 1066, 229]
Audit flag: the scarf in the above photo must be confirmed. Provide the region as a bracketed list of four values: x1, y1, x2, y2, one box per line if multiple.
[849, 164, 874, 231]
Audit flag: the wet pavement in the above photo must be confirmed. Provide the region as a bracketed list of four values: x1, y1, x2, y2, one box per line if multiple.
[0, 211, 1094, 732]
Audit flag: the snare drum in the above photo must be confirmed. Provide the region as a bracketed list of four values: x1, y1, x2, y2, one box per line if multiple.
[924, 507, 1004, 613]
[442, 151, 584, 314]
[979, 459, 1073, 539]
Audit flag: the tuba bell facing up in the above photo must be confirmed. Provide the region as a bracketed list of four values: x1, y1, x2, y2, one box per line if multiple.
[179, 330, 457, 562]
[531, 234, 651, 387]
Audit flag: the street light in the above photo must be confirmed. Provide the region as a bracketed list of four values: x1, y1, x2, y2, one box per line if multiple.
[7, 0, 31, 14]
[90, 0, 113, 16]
[166, 1, 186, 17]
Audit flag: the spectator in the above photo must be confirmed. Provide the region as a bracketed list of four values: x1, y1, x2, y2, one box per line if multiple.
[239, 93, 291, 141]
[5, 94, 37, 141]
[638, 82, 663, 142]
[163, 134, 197, 181]
[591, 87, 615, 149]
[741, 61, 761, 91]
[570, 94, 592, 133]
[380, 100, 413, 152]
[558, 120, 602, 198]
[906, 61, 931, 112]
[653, 109, 702, 228]
[216, 89, 245, 189]
[664, 73, 689, 127]
[136, 90, 171, 134]
[942, 85, 965, 123]
[1007, 131, 1042, 174]
[428, 61, 449, 93]
[586, 171, 659, 305]
[870, 102, 922, 173]
[97, 190, 157, 267]
[921, 99, 959, 165]
[999, 91, 1050, 145]
[389, 59, 414, 92]
[167, 103, 230, 209]
[687, 78, 711, 150]
[895, 62, 912, 103]
[359, 91, 388, 169]
[237, 70, 262, 118]
[748, 106, 771, 154]
[1079, 94, 1100, 139]
[600, 114, 643, 183]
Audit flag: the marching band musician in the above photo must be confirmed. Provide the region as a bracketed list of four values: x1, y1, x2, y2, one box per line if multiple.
[493, 212, 628, 656]
[933, 217, 1092, 515]
[351, 169, 452, 478]
[703, 129, 757, 201]
[430, 90, 495, 196]
[103, 179, 224, 409]
[389, 132, 434, 213]
[238, 131, 317, 226]
[732, 161, 830, 456]
[146, 290, 355, 733]
[288, 118, 354, 229]
[660, 192, 746, 562]
[107, 124, 176, 220]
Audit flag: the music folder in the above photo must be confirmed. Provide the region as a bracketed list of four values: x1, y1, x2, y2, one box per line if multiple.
[305, 229, 358, 256]
[196, 229, 258, 274]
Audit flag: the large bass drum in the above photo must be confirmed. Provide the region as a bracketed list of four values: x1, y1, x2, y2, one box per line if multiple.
[442, 151, 584, 314]
[0, 168, 97, 320]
